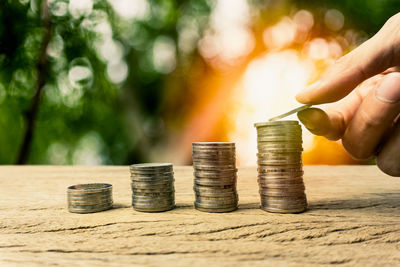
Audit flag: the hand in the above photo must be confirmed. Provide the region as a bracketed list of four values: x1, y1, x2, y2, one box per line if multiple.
[295, 13, 400, 177]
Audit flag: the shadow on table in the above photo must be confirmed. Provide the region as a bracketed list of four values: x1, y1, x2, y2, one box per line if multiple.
[308, 192, 400, 214]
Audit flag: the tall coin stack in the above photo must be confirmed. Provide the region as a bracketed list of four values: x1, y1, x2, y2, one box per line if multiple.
[67, 183, 113, 214]
[192, 142, 238, 213]
[130, 163, 175, 212]
[254, 120, 307, 213]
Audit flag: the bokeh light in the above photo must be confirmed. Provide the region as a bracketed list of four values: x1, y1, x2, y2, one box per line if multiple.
[1, 0, 393, 165]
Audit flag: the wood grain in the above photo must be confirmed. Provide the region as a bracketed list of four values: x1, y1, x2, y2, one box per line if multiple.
[0, 166, 399, 266]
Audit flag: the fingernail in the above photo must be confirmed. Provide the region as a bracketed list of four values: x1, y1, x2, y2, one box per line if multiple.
[297, 111, 316, 130]
[376, 73, 400, 103]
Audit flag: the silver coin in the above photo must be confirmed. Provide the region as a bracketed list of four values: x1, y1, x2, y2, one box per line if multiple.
[257, 159, 302, 166]
[261, 198, 307, 207]
[192, 149, 235, 154]
[131, 196, 174, 202]
[131, 183, 174, 190]
[131, 179, 174, 185]
[133, 191, 174, 197]
[68, 202, 113, 214]
[257, 128, 302, 134]
[194, 169, 237, 174]
[257, 142, 302, 147]
[68, 199, 113, 206]
[194, 184, 235, 190]
[257, 147, 303, 152]
[193, 165, 237, 171]
[132, 187, 174, 193]
[193, 142, 235, 146]
[268, 104, 312, 122]
[133, 204, 175, 212]
[254, 120, 299, 128]
[259, 189, 305, 197]
[258, 179, 303, 185]
[194, 190, 237, 198]
[194, 201, 237, 209]
[194, 205, 237, 213]
[256, 124, 302, 130]
[194, 200, 237, 207]
[194, 172, 237, 179]
[130, 177, 174, 183]
[68, 192, 111, 200]
[132, 200, 175, 206]
[130, 163, 172, 169]
[192, 149, 235, 155]
[257, 156, 302, 162]
[68, 199, 112, 206]
[257, 135, 303, 144]
[130, 172, 173, 177]
[194, 178, 236, 186]
[257, 152, 302, 157]
[192, 158, 235, 164]
[258, 182, 305, 190]
[260, 205, 307, 214]
[258, 166, 303, 172]
[196, 194, 238, 201]
[192, 156, 235, 162]
[132, 201, 175, 207]
[67, 183, 112, 194]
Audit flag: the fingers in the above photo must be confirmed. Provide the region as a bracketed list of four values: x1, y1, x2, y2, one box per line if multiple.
[341, 72, 400, 159]
[296, 13, 400, 105]
[297, 84, 368, 140]
[377, 122, 400, 177]
[297, 108, 345, 140]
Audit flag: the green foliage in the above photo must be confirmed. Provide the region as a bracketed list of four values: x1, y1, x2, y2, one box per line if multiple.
[0, 0, 398, 164]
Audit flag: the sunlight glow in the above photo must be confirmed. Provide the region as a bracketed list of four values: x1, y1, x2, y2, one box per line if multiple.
[228, 50, 315, 165]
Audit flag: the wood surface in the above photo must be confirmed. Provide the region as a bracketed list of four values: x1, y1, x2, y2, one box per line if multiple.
[0, 166, 399, 266]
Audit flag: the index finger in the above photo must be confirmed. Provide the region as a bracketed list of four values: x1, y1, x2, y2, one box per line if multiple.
[296, 13, 400, 105]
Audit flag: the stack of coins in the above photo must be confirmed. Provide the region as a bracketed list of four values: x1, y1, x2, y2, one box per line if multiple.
[67, 183, 113, 213]
[130, 163, 175, 212]
[192, 142, 238, 213]
[254, 120, 307, 213]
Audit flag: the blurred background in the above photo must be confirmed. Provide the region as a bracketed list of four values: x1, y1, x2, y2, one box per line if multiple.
[0, 0, 398, 165]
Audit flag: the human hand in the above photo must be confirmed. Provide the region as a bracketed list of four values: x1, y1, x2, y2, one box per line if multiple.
[295, 13, 400, 176]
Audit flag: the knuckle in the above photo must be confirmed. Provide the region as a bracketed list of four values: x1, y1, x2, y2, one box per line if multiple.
[387, 13, 400, 25]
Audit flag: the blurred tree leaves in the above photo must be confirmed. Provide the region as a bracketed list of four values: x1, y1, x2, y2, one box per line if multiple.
[0, 0, 398, 164]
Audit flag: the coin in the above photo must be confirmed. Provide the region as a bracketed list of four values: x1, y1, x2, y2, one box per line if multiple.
[194, 201, 237, 209]
[194, 205, 237, 213]
[130, 163, 175, 213]
[192, 142, 235, 146]
[67, 183, 113, 214]
[194, 178, 236, 187]
[254, 120, 307, 214]
[130, 163, 172, 169]
[268, 104, 312, 122]
[192, 142, 239, 213]
[194, 184, 235, 191]
[133, 205, 175, 212]
[260, 206, 307, 214]
[194, 190, 237, 198]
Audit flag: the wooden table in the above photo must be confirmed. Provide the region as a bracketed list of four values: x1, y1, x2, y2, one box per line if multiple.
[0, 166, 399, 266]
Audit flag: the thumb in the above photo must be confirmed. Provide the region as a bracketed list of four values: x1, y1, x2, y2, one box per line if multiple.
[296, 13, 400, 105]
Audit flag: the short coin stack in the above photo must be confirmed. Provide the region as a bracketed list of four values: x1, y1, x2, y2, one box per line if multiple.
[254, 120, 307, 213]
[192, 142, 238, 213]
[130, 163, 175, 212]
[67, 183, 113, 213]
